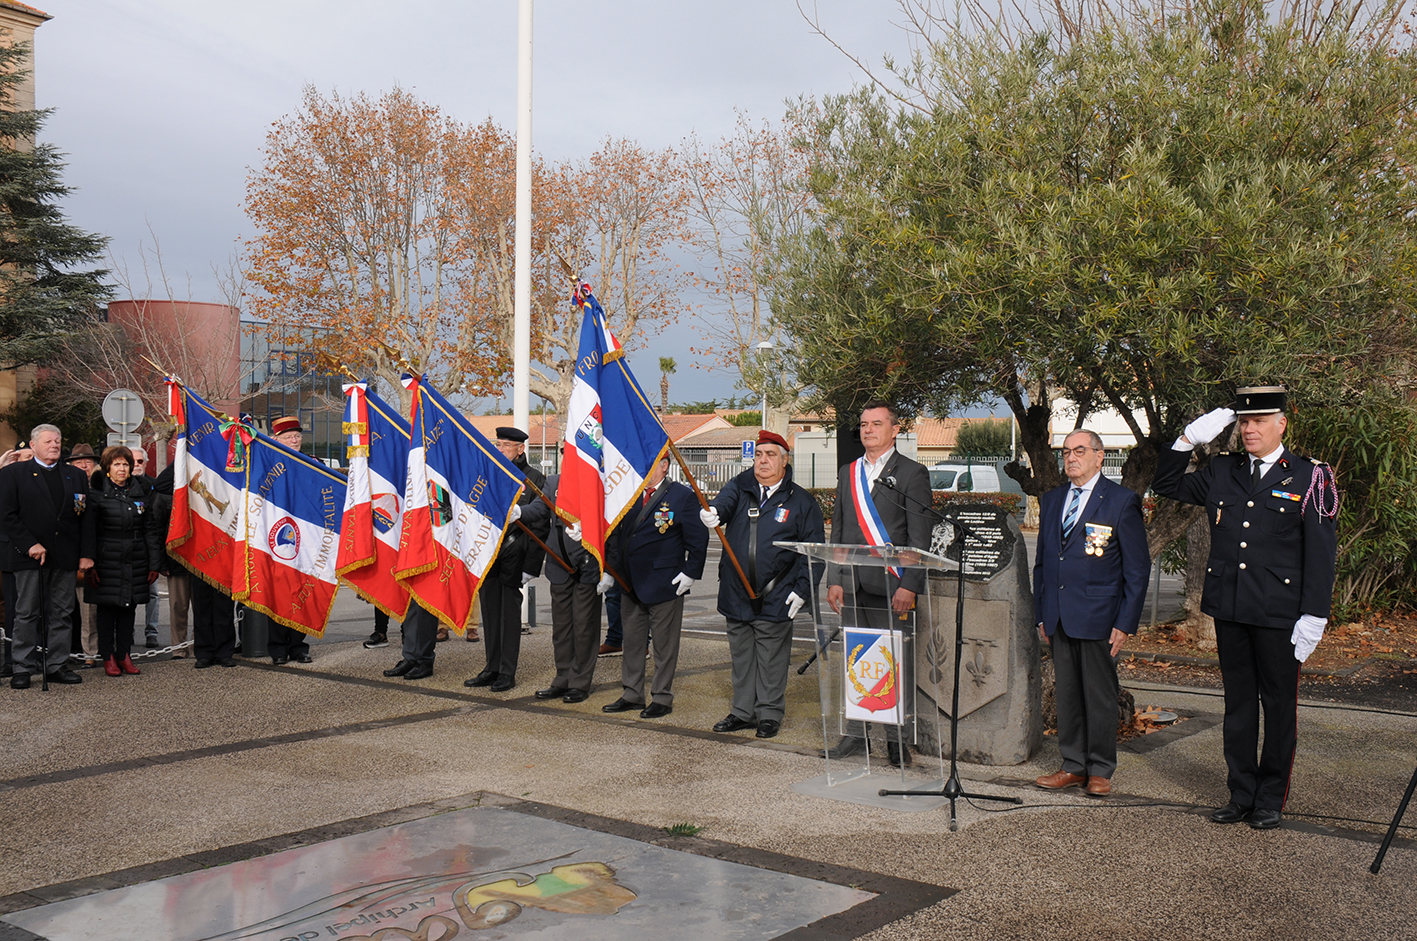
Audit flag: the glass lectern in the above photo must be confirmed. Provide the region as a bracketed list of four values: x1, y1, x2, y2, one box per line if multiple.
[778, 541, 957, 810]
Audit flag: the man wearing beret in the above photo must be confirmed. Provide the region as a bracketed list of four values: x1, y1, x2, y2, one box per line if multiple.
[1152, 385, 1338, 830]
[266, 415, 315, 665]
[464, 426, 548, 693]
[700, 430, 824, 738]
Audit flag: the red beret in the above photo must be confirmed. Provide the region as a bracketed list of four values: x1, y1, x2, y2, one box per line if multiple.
[757, 430, 789, 451]
[271, 415, 303, 436]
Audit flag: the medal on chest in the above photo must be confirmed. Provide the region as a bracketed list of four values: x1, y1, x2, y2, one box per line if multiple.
[1084, 522, 1113, 557]
[653, 504, 674, 533]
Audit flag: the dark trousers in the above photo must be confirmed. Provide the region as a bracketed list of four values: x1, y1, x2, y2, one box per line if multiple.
[3, 570, 14, 673]
[480, 578, 522, 678]
[620, 592, 683, 706]
[550, 578, 601, 692]
[374, 608, 391, 635]
[725, 617, 794, 722]
[267, 622, 311, 660]
[96, 604, 138, 661]
[12, 567, 77, 675]
[604, 584, 623, 647]
[401, 602, 438, 666]
[1050, 623, 1120, 778]
[1216, 618, 1301, 810]
[190, 578, 236, 661]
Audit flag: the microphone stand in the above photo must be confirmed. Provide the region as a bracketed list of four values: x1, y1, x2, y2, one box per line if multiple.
[1372, 762, 1417, 873]
[874, 477, 1021, 830]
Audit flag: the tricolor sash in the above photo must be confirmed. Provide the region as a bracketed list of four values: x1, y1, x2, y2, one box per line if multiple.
[850, 458, 901, 577]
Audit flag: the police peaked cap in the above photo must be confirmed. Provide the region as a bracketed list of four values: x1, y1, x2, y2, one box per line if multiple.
[271, 415, 304, 435]
[1233, 385, 1287, 415]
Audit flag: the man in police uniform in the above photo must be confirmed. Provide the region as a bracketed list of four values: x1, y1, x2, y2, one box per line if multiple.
[464, 427, 548, 693]
[1152, 385, 1337, 830]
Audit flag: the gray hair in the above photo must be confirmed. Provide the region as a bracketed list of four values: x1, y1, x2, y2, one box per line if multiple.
[29, 423, 61, 442]
[1064, 428, 1105, 451]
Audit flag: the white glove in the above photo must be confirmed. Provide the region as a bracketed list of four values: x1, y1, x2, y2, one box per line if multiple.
[699, 507, 721, 529]
[596, 573, 615, 595]
[672, 572, 694, 595]
[786, 591, 805, 619]
[521, 572, 535, 586]
[1291, 614, 1327, 663]
[566, 521, 582, 543]
[508, 503, 522, 524]
[1182, 407, 1236, 447]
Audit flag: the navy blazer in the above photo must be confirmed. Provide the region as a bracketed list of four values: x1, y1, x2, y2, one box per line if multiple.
[0, 459, 97, 573]
[826, 450, 933, 596]
[1032, 475, 1150, 641]
[607, 479, 709, 606]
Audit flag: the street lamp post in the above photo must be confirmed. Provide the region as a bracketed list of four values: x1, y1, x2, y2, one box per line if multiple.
[756, 340, 774, 430]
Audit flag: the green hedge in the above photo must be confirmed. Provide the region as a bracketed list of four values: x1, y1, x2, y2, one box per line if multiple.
[807, 489, 1022, 524]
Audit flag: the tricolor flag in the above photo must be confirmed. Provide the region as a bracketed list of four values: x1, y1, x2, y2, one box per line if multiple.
[165, 380, 248, 594]
[394, 376, 525, 632]
[556, 283, 669, 571]
[843, 627, 904, 723]
[336, 382, 411, 619]
[239, 433, 347, 637]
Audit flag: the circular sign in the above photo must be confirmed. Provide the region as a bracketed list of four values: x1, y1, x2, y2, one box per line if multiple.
[268, 517, 301, 561]
[101, 389, 145, 433]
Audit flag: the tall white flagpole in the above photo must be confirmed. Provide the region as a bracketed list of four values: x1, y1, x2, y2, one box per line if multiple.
[513, 0, 533, 432]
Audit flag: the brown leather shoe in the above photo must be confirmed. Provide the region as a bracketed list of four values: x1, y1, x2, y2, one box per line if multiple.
[1035, 770, 1087, 790]
[1085, 776, 1112, 797]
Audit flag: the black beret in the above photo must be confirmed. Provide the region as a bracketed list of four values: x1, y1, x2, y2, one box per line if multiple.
[495, 426, 529, 443]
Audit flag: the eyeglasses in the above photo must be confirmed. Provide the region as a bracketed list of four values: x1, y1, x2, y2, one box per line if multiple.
[1061, 446, 1100, 458]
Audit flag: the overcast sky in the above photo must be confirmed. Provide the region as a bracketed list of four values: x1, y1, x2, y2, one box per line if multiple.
[34, 0, 922, 406]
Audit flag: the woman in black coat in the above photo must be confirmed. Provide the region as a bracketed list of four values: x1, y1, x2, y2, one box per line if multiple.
[85, 446, 160, 676]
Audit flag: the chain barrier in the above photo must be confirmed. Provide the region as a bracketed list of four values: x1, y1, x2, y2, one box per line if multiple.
[67, 640, 195, 663]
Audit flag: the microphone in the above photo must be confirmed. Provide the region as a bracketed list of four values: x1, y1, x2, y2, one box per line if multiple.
[878, 474, 980, 541]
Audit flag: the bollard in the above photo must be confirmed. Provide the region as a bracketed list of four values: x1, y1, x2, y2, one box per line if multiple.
[241, 606, 270, 659]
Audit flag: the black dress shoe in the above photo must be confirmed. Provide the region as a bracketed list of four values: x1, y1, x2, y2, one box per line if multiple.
[535, 686, 569, 700]
[10, 673, 30, 689]
[601, 697, 643, 713]
[562, 689, 589, 704]
[271, 656, 289, 665]
[294, 654, 313, 664]
[886, 741, 912, 767]
[403, 662, 434, 680]
[464, 670, 498, 688]
[822, 735, 866, 760]
[219, 657, 237, 668]
[1249, 808, 1283, 830]
[46, 669, 83, 685]
[756, 719, 781, 739]
[713, 714, 756, 733]
[1211, 802, 1253, 824]
[384, 659, 415, 677]
[640, 702, 672, 719]
[489, 676, 516, 692]
[194, 658, 215, 669]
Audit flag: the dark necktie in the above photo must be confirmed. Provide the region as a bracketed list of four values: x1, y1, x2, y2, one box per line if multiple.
[1251, 459, 1262, 488]
[760, 485, 768, 506]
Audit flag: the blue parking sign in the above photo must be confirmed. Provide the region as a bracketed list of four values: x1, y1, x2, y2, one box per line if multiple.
[741, 440, 755, 462]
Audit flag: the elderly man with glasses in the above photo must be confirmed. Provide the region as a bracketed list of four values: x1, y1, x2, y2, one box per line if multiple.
[1032, 429, 1149, 798]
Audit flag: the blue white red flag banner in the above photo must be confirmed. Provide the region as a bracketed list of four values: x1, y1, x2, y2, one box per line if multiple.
[556, 282, 670, 571]
[851, 459, 901, 578]
[394, 376, 525, 632]
[240, 433, 347, 637]
[843, 627, 904, 724]
[164, 380, 249, 595]
[336, 382, 411, 619]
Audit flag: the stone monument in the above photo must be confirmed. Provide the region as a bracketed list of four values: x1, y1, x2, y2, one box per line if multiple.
[915, 504, 1041, 765]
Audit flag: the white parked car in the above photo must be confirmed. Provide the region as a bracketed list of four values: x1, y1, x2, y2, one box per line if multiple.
[929, 463, 1002, 492]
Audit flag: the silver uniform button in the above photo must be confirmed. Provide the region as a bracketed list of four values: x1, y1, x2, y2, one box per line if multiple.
[1240, 542, 1247, 548]
[1284, 578, 1291, 585]
[1247, 500, 1254, 507]
[1243, 521, 1250, 528]
[1239, 562, 1247, 570]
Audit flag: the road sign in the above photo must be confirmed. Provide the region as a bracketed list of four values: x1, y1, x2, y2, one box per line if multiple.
[107, 433, 144, 449]
[101, 389, 145, 433]
[741, 440, 755, 464]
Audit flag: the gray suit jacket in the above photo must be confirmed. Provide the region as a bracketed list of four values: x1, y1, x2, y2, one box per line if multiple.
[827, 449, 933, 596]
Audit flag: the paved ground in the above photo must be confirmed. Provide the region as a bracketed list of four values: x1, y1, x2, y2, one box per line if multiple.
[0, 551, 1413, 940]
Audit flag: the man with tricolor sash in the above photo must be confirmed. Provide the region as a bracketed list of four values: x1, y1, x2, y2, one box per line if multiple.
[823, 401, 933, 766]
